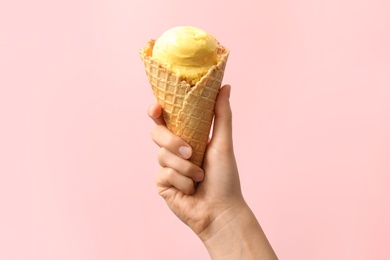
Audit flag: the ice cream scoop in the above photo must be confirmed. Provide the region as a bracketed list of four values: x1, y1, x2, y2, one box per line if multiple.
[152, 26, 219, 85]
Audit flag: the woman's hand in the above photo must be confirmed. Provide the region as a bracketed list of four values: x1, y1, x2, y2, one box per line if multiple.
[148, 84, 277, 259]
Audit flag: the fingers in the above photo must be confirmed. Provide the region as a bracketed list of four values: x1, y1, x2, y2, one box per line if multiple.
[210, 84, 233, 149]
[156, 147, 204, 196]
[150, 111, 204, 195]
[158, 148, 204, 182]
[149, 102, 192, 159]
[154, 140, 204, 196]
[151, 125, 193, 159]
[156, 167, 195, 195]
[148, 103, 165, 126]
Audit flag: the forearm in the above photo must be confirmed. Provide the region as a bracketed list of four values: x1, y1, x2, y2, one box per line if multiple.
[200, 203, 278, 260]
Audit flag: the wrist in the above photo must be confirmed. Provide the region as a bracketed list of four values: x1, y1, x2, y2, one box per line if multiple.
[197, 198, 247, 242]
[199, 201, 277, 260]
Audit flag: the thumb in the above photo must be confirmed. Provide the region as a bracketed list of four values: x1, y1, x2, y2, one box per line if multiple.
[210, 84, 233, 149]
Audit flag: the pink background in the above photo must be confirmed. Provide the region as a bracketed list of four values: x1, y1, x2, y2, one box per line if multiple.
[1, 0, 389, 259]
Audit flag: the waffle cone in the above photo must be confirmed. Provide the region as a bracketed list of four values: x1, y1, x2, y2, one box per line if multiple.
[140, 40, 229, 167]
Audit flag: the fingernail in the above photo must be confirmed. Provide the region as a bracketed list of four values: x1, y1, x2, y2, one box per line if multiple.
[194, 171, 204, 182]
[179, 146, 192, 159]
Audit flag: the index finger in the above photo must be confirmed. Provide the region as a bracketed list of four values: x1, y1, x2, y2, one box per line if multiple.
[148, 103, 166, 126]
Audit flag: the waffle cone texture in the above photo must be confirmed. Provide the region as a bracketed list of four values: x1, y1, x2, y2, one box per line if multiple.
[140, 40, 229, 167]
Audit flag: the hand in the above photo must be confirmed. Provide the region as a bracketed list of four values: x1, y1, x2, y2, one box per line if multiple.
[148, 84, 244, 234]
[148, 84, 277, 259]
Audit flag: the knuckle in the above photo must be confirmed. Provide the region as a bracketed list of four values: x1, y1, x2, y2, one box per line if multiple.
[157, 147, 168, 165]
[150, 125, 166, 145]
[157, 147, 166, 157]
[155, 167, 168, 184]
[150, 125, 158, 140]
[154, 172, 161, 185]
[165, 167, 175, 178]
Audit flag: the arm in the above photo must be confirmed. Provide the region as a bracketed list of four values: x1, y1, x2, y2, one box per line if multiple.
[148, 84, 278, 259]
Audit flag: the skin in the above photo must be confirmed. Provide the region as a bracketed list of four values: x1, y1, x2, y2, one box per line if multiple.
[148, 84, 278, 259]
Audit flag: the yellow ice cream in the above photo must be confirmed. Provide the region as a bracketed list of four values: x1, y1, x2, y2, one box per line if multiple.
[152, 26, 219, 85]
